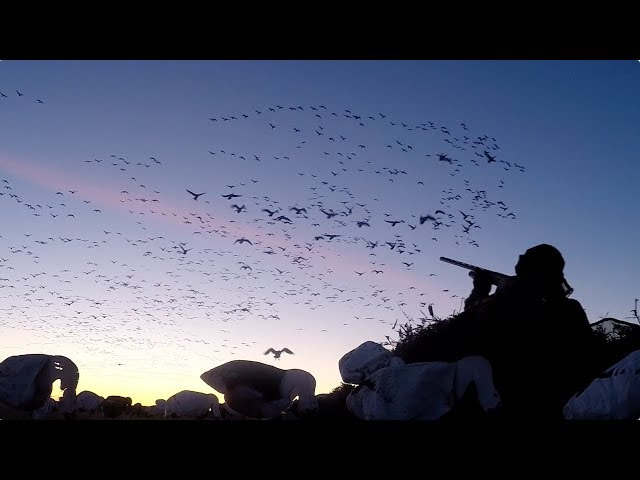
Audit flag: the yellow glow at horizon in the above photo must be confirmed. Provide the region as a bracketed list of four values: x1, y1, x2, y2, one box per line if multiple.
[50, 367, 343, 407]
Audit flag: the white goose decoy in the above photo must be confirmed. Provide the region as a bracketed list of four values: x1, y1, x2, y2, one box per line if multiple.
[0, 354, 79, 417]
[164, 390, 220, 419]
[32, 397, 58, 420]
[200, 360, 318, 419]
[346, 356, 501, 421]
[155, 399, 168, 418]
[77, 390, 104, 413]
[101, 396, 132, 419]
[563, 350, 640, 420]
[340, 342, 501, 420]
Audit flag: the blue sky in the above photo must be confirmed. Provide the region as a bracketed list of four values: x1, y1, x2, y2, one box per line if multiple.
[0, 60, 638, 406]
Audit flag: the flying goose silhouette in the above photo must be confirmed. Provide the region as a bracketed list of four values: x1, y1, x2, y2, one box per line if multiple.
[483, 151, 497, 163]
[186, 189, 206, 200]
[264, 348, 294, 359]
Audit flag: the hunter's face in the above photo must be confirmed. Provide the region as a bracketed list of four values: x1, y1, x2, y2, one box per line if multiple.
[515, 254, 523, 270]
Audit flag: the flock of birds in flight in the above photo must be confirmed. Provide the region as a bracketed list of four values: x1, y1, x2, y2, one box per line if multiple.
[0, 87, 527, 383]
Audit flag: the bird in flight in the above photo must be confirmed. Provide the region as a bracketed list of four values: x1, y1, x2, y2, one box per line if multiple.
[483, 151, 497, 163]
[221, 193, 242, 200]
[264, 347, 294, 359]
[186, 189, 206, 200]
[384, 219, 404, 227]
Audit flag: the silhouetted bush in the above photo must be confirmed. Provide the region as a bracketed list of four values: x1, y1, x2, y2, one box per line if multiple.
[392, 313, 640, 383]
[590, 321, 640, 372]
[391, 313, 480, 364]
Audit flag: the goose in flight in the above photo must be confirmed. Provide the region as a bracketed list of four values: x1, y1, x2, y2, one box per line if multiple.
[221, 193, 242, 200]
[186, 189, 206, 201]
[262, 208, 280, 217]
[483, 151, 497, 163]
[264, 348, 294, 359]
[384, 219, 404, 227]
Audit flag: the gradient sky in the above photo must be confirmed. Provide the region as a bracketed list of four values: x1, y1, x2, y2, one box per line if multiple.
[0, 60, 638, 407]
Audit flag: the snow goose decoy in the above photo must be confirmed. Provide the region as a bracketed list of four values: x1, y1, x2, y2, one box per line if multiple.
[101, 395, 132, 419]
[77, 390, 104, 414]
[0, 354, 79, 418]
[564, 350, 640, 420]
[201, 360, 318, 419]
[164, 390, 220, 419]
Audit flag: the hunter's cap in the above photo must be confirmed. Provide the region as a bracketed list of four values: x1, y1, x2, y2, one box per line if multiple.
[516, 243, 565, 278]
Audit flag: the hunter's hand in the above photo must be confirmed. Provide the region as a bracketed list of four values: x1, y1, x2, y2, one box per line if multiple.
[471, 269, 493, 296]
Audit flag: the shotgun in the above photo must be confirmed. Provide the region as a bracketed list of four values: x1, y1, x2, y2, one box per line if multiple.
[439, 256, 573, 297]
[439, 256, 509, 285]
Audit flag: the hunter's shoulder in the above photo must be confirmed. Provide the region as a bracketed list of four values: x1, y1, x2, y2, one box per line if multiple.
[563, 297, 587, 312]
[556, 297, 590, 325]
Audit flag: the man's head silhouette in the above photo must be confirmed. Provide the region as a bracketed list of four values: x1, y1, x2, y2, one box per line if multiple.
[514, 244, 569, 300]
[515, 244, 565, 279]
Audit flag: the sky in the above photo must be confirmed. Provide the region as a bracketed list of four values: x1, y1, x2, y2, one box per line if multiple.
[0, 60, 638, 407]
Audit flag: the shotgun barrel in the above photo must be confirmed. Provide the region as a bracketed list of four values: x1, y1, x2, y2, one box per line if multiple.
[439, 256, 573, 297]
[439, 256, 509, 286]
